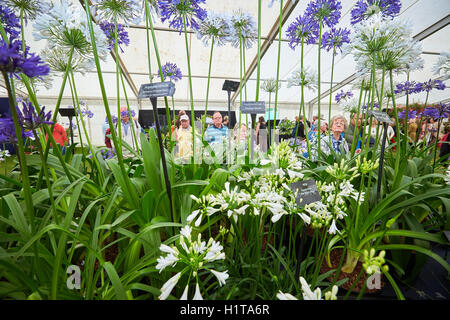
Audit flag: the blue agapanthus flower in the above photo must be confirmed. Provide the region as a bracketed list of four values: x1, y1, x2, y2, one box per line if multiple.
[335, 89, 353, 103]
[120, 109, 136, 119]
[305, 0, 342, 28]
[229, 9, 257, 49]
[398, 109, 417, 120]
[99, 21, 130, 53]
[18, 101, 53, 131]
[394, 81, 421, 95]
[351, 0, 401, 25]
[158, 0, 207, 32]
[415, 79, 446, 93]
[0, 39, 50, 79]
[286, 14, 319, 49]
[157, 62, 182, 82]
[0, 116, 34, 144]
[0, 5, 20, 39]
[321, 27, 350, 54]
[81, 109, 94, 119]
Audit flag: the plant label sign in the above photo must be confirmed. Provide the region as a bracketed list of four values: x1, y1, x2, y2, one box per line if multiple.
[367, 110, 393, 124]
[138, 82, 176, 99]
[241, 101, 265, 114]
[291, 179, 322, 207]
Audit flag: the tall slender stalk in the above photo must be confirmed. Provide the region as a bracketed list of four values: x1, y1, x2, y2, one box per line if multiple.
[82, 0, 138, 206]
[69, 68, 105, 184]
[316, 21, 323, 161]
[182, 14, 196, 165]
[255, 0, 262, 101]
[272, 0, 284, 150]
[202, 37, 215, 140]
[328, 48, 336, 149]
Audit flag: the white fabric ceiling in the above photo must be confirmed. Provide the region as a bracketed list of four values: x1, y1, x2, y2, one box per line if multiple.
[6, 0, 450, 116]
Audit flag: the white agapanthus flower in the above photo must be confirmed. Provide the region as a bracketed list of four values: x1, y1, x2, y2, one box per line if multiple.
[343, 13, 423, 75]
[432, 52, 450, 80]
[0, 150, 11, 162]
[276, 291, 298, 300]
[156, 226, 228, 300]
[4, 0, 52, 20]
[196, 11, 231, 47]
[278, 277, 338, 301]
[187, 194, 219, 226]
[90, 0, 142, 25]
[193, 282, 203, 300]
[158, 271, 181, 300]
[287, 65, 319, 91]
[33, 0, 109, 62]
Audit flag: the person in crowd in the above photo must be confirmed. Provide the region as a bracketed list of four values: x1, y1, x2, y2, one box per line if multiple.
[234, 123, 247, 145]
[46, 119, 67, 148]
[176, 114, 194, 158]
[102, 116, 110, 137]
[321, 115, 349, 155]
[319, 120, 328, 136]
[175, 110, 186, 130]
[291, 115, 306, 141]
[223, 115, 229, 128]
[408, 117, 418, 143]
[345, 113, 365, 153]
[256, 116, 268, 152]
[438, 122, 450, 161]
[205, 111, 228, 144]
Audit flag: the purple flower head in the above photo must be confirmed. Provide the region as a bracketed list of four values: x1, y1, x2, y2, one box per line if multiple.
[438, 102, 450, 119]
[398, 110, 417, 120]
[286, 14, 319, 49]
[351, 0, 401, 25]
[321, 27, 350, 54]
[423, 107, 439, 120]
[305, 0, 342, 28]
[415, 79, 447, 93]
[120, 109, 136, 119]
[394, 81, 421, 95]
[158, 62, 182, 82]
[0, 5, 20, 39]
[112, 115, 119, 125]
[158, 0, 207, 32]
[0, 39, 50, 79]
[363, 102, 380, 110]
[0, 116, 34, 144]
[335, 89, 354, 103]
[81, 109, 94, 119]
[99, 21, 130, 53]
[18, 101, 53, 131]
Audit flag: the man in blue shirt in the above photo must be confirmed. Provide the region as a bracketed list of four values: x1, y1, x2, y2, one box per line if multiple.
[205, 111, 228, 144]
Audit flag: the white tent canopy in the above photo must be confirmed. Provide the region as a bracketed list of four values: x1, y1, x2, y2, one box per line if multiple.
[2, 0, 449, 145]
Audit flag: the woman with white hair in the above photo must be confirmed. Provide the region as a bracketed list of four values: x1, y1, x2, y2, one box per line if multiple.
[321, 115, 349, 155]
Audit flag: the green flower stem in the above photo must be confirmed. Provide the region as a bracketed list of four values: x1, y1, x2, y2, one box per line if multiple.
[255, 0, 262, 101]
[145, 2, 153, 84]
[350, 86, 365, 156]
[82, 0, 138, 206]
[31, 127, 58, 225]
[119, 70, 140, 152]
[416, 91, 429, 144]
[239, 36, 243, 145]
[145, 0, 173, 146]
[114, 13, 123, 153]
[2, 71, 35, 228]
[69, 68, 105, 184]
[67, 76, 87, 164]
[432, 118, 442, 172]
[389, 69, 402, 188]
[403, 72, 411, 154]
[202, 37, 215, 141]
[328, 48, 336, 150]
[301, 40, 312, 157]
[182, 14, 196, 165]
[272, 0, 284, 150]
[317, 21, 323, 162]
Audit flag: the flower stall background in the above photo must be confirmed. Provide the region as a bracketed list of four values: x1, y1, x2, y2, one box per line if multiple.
[0, 0, 449, 302]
